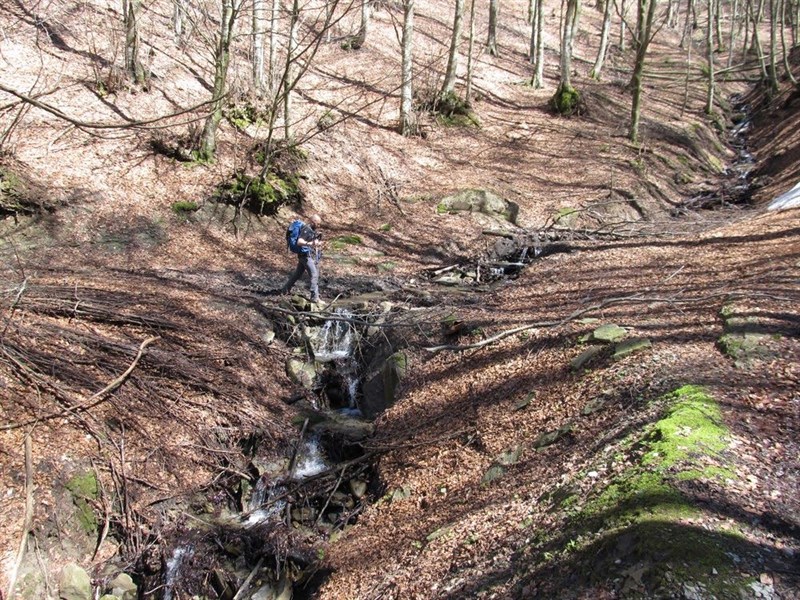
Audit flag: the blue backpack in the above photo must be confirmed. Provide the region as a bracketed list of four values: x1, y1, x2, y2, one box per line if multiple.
[286, 220, 305, 254]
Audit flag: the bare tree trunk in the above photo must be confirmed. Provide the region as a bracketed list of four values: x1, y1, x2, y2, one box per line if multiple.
[529, 0, 539, 62]
[528, 0, 536, 24]
[123, 0, 145, 83]
[466, 0, 477, 101]
[269, 0, 281, 93]
[768, 0, 780, 92]
[533, 0, 545, 86]
[706, 0, 716, 113]
[629, 0, 657, 142]
[199, 0, 236, 160]
[748, 0, 769, 79]
[284, 0, 300, 141]
[253, 0, 266, 95]
[400, 0, 416, 135]
[781, 0, 799, 82]
[356, 0, 371, 47]
[590, 0, 613, 78]
[173, 0, 186, 40]
[487, 0, 499, 55]
[728, 0, 739, 68]
[442, 0, 466, 96]
[552, 0, 580, 112]
[619, 0, 628, 50]
[714, 0, 724, 50]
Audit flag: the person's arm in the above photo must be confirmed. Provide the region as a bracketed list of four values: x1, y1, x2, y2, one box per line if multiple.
[296, 236, 320, 248]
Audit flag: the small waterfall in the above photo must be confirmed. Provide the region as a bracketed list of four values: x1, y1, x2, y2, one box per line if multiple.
[163, 546, 193, 600]
[292, 434, 328, 479]
[244, 478, 287, 527]
[312, 309, 355, 362]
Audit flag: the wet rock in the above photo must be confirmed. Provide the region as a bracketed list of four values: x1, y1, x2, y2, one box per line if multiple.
[286, 358, 318, 389]
[59, 563, 92, 600]
[349, 479, 368, 499]
[361, 350, 407, 418]
[109, 573, 137, 600]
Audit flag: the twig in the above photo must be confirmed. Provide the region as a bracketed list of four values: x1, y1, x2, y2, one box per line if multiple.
[0, 336, 160, 430]
[314, 467, 346, 528]
[232, 557, 265, 600]
[6, 432, 34, 600]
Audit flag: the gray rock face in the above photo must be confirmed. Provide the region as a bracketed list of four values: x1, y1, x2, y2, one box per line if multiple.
[437, 189, 519, 224]
[59, 563, 92, 600]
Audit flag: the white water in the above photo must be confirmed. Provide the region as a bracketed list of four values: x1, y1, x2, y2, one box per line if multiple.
[293, 434, 328, 479]
[312, 309, 355, 362]
[163, 546, 193, 600]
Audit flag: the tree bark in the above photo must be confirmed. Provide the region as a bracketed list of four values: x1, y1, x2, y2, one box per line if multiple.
[356, 0, 371, 47]
[284, 0, 300, 141]
[269, 0, 281, 93]
[442, 0, 466, 96]
[487, 0, 499, 55]
[253, 0, 266, 95]
[123, 0, 145, 83]
[533, 0, 544, 86]
[706, 0, 716, 113]
[199, 0, 236, 160]
[629, 0, 657, 142]
[590, 0, 613, 78]
[400, 0, 416, 135]
[173, 0, 187, 40]
[466, 0, 477, 101]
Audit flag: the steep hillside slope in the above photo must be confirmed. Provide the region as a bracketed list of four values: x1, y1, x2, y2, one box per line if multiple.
[1, 1, 798, 599]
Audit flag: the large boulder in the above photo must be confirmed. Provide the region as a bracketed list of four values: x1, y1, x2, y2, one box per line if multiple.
[437, 189, 519, 224]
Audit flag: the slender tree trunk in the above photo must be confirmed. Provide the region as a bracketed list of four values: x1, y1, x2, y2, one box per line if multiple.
[728, 0, 739, 68]
[253, 0, 266, 95]
[714, 0, 724, 50]
[749, 0, 769, 79]
[768, 0, 780, 92]
[400, 0, 416, 135]
[528, 0, 536, 24]
[529, 0, 539, 62]
[742, 0, 751, 58]
[533, 0, 544, 86]
[442, 0, 466, 96]
[199, 0, 236, 160]
[355, 0, 371, 47]
[173, 0, 186, 39]
[487, 0, 499, 55]
[706, 0, 716, 113]
[284, 0, 300, 141]
[269, 0, 281, 93]
[619, 0, 628, 50]
[591, 0, 613, 78]
[781, 0, 799, 82]
[629, 0, 657, 142]
[123, 0, 145, 83]
[466, 0, 477, 101]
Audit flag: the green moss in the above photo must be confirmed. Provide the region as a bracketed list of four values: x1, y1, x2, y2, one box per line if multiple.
[65, 472, 98, 533]
[224, 102, 269, 131]
[550, 86, 582, 115]
[171, 200, 198, 215]
[0, 168, 26, 214]
[330, 234, 363, 250]
[214, 171, 302, 216]
[641, 385, 731, 477]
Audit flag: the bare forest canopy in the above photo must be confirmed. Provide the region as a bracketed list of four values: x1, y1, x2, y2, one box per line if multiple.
[1, 1, 799, 600]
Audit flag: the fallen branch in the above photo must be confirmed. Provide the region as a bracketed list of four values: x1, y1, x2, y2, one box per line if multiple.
[423, 291, 793, 352]
[6, 433, 34, 600]
[1, 336, 159, 430]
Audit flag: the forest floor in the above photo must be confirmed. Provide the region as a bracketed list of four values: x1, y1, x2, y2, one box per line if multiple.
[0, 1, 798, 599]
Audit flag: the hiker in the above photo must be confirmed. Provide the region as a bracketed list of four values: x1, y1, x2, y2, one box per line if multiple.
[281, 214, 323, 303]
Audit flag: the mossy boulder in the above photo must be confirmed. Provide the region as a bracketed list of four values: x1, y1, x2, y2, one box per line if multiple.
[59, 563, 92, 600]
[65, 471, 99, 534]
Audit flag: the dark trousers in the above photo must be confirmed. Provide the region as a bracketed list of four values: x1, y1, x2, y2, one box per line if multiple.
[282, 253, 319, 300]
